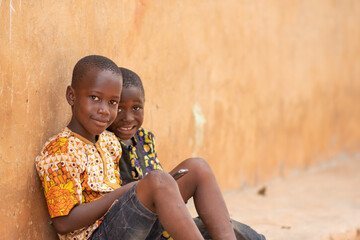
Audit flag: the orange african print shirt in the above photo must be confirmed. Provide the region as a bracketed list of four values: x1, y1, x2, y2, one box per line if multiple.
[35, 127, 122, 240]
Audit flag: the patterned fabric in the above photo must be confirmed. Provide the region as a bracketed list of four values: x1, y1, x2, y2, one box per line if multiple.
[160, 231, 173, 240]
[117, 128, 173, 239]
[35, 127, 122, 240]
[117, 128, 266, 240]
[118, 128, 163, 185]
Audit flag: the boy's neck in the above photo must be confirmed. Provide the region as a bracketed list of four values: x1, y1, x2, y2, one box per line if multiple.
[67, 119, 98, 144]
[122, 138, 134, 146]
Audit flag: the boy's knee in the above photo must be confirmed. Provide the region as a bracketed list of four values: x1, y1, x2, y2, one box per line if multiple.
[184, 158, 212, 172]
[142, 170, 177, 191]
[136, 170, 178, 213]
[181, 158, 215, 181]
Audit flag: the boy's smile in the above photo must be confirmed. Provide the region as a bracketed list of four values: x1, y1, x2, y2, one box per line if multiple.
[108, 86, 144, 142]
[67, 67, 122, 143]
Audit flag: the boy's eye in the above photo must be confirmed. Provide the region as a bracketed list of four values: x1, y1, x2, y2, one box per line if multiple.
[91, 96, 100, 101]
[133, 106, 142, 111]
[109, 100, 118, 105]
[117, 108, 122, 113]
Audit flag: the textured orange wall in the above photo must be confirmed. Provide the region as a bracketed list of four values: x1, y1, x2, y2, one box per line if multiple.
[1, 0, 360, 239]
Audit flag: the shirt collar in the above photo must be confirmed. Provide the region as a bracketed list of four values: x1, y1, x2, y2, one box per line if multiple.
[65, 127, 100, 145]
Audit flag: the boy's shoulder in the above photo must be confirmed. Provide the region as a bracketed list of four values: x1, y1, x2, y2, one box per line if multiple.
[38, 127, 73, 156]
[35, 128, 121, 179]
[35, 127, 74, 175]
[36, 128, 119, 161]
[136, 127, 155, 139]
[137, 127, 155, 135]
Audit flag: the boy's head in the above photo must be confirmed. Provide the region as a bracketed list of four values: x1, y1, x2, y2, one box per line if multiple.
[121, 67, 145, 99]
[108, 67, 145, 141]
[66, 55, 123, 142]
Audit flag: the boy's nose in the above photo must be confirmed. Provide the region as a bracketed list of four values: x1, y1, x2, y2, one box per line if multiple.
[122, 110, 134, 122]
[98, 104, 110, 116]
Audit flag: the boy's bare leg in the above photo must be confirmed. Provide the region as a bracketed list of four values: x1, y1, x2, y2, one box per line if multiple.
[170, 158, 236, 240]
[136, 170, 204, 240]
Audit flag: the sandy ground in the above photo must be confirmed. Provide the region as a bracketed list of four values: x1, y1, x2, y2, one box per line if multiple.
[188, 155, 360, 240]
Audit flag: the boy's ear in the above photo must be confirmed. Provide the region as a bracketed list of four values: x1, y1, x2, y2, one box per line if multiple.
[66, 85, 75, 106]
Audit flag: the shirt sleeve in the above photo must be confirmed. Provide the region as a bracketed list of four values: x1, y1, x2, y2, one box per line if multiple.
[35, 137, 82, 218]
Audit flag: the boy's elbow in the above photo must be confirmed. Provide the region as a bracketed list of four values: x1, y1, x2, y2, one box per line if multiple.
[52, 216, 73, 235]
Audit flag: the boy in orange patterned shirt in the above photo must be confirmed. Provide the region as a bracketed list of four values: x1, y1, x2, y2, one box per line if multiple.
[36, 55, 217, 240]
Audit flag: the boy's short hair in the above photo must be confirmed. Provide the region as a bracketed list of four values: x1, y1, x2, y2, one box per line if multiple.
[119, 67, 145, 97]
[72, 55, 122, 87]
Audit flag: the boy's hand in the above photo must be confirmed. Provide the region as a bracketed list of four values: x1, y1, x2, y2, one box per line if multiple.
[51, 182, 136, 234]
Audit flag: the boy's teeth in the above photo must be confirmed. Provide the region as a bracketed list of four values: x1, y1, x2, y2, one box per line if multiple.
[121, 127, 132, 130]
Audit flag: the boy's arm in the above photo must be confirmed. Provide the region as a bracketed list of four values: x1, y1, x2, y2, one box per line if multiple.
[52, 182, 136, 234]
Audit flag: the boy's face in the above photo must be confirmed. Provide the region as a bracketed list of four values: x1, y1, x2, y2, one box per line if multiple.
[108, 86, 144, 140]
[67, 67, 122, 142]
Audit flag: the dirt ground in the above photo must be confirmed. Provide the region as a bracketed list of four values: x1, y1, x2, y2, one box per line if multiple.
[188, 155, 360, 240]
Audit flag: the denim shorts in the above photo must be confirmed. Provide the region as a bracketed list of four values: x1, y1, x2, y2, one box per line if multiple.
[89, 183, 163, 240]
[89, 183, 266, 240]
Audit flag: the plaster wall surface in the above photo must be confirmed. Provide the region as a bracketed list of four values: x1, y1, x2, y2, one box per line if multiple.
[0, 0, 360, 239]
